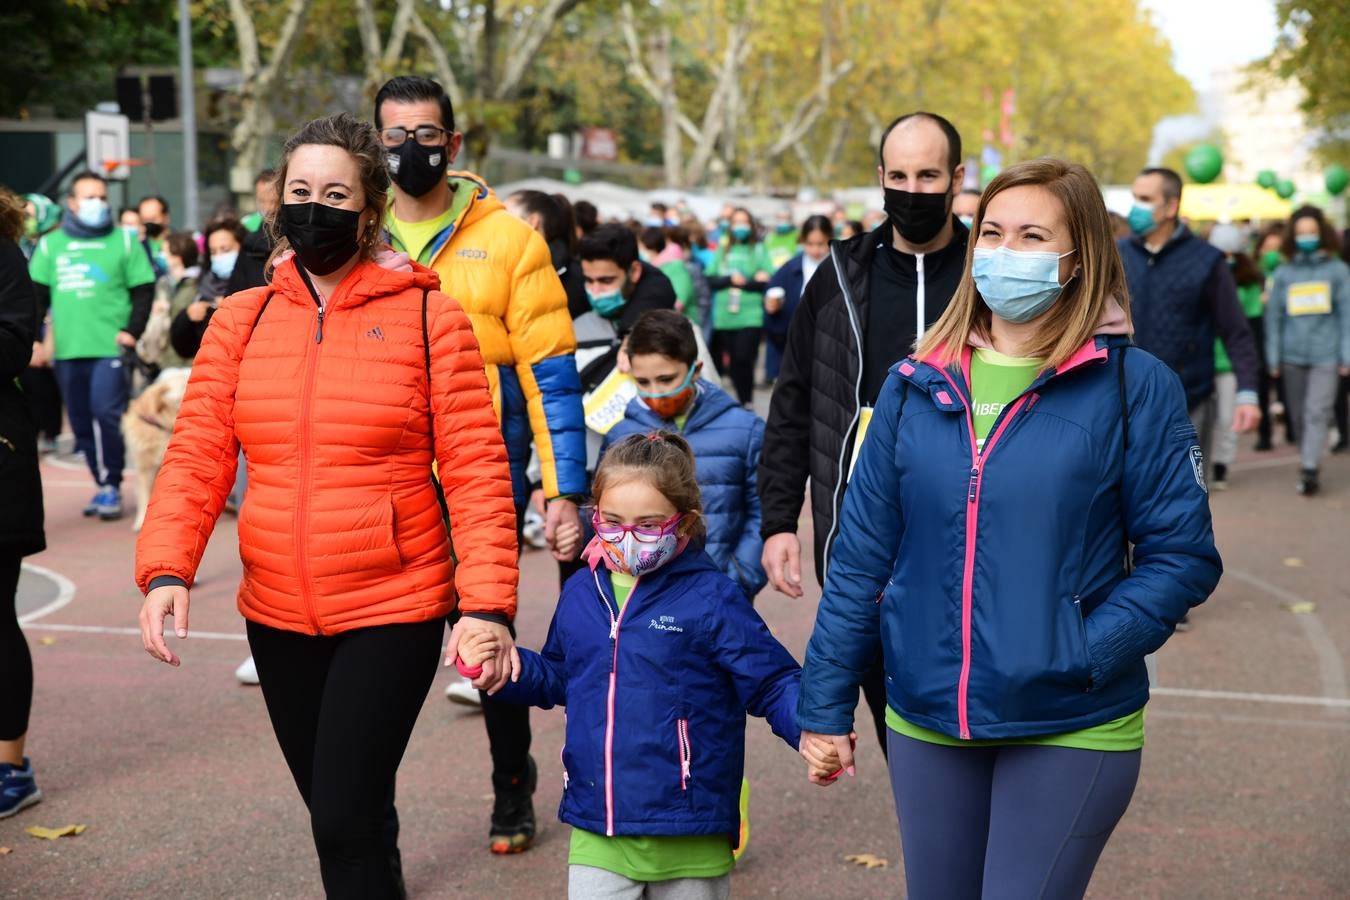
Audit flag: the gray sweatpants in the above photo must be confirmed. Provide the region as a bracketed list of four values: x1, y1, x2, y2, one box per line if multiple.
[1188, 394, 1217, 481]
[569, 865, 731, 900]
[1283, 364, 1339, 471]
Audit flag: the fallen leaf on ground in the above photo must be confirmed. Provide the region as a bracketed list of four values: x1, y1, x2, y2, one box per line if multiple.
[38, 637, 56, 646]
[25, 825, 87, 840]
[845, 853, 888, 869]
[0, 846, 11, 855]
[1282, 557, 1304, 568]
[1286, 601, 1316, 614]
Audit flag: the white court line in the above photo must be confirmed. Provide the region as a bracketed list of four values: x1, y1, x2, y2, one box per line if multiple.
[17, 562, 77, 624]
[1152, 686, 1350, 710]
[23, 623, 247, 642]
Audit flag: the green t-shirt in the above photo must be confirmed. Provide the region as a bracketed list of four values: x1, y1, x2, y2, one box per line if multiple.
[1215, 282, 1264, 374]
[241, 211, 265, 233]
[568, 571, 736, 882]
[29, 228, 157, 360]
[885, 347, 1145, 752]
[660, 260, 695, 311]
[709, 242, 773, 330]
[388, 187, 473, 265]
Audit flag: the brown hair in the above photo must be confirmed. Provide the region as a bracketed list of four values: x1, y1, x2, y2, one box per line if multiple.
[591, 432, 706, 542]
[0, 189, 24, 243]
[203, 216, 246, 257]
[1282, 204, 1339, 258]
[917, 158, 1132, 369]
[165, 231, 199, 268]
[267, 112, 390, 271]
[627, 309, 698, 366]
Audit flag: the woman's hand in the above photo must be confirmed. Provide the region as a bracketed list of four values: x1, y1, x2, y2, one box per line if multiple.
[139, 584, 190, 666]
[729, 271, 747, 287]
[186, 300, 212, 323]
[546, 498, 583, 562]
[800, 730, 857, 786]
[446, 616, 520, 694]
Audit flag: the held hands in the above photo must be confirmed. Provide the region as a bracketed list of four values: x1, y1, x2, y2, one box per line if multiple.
[452, 630, 502, 678]
[139, 584, 191, 667]
[762, 532, 804, 598]
[444, 616, 520, 694]
[546, 497, 584, 561]
[729, 272, 748, 287]
[801, 730, 858, 786]
[115, 330, 137, 349]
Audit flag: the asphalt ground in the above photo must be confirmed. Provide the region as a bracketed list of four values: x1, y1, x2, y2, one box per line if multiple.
[4, 432, 1348, 899]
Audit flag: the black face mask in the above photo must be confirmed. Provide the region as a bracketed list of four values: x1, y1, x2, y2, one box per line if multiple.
[143, 222, 165, 239]
[280, 202, 361, 276]
[883, 187, 952, 245]
[387, 140, 449, 198]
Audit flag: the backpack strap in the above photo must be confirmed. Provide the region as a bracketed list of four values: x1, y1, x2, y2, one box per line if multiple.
[1117, 345, 1134, 575]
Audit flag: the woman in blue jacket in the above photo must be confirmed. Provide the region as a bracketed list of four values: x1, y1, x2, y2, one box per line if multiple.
[763, 215, 832, 384]
[796, 159, 1222, 900]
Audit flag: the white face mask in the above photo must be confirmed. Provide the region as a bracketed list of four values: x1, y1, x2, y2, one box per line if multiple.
[75, 197, 110, 229]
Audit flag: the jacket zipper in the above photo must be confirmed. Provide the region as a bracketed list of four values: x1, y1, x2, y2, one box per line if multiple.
[294, 297, 326, 634]
[593, 568, 636, 836]
[915, 252, 927, 341]
[822, 243, 866, 582]
[677, 719, 691, 790]
[936, 364, 1031, 739]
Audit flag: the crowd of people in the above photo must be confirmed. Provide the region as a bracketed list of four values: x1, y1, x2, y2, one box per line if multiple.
[1, 75, 1348, 900]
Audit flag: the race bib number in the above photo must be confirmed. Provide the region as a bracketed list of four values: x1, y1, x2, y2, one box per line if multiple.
[846, 406, 875, 482]
[1287, 281, 1332, 317]
[584, 367, 637, 435]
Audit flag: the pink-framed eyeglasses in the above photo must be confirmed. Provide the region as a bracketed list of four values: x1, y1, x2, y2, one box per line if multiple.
[590, 510, 684, 544]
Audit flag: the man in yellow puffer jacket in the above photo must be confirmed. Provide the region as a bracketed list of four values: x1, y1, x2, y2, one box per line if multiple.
[376, 75, 587, 857]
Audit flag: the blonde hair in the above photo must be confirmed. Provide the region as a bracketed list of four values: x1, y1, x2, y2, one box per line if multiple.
[591, 432, 706, 542]
[916, 158, 1132, 369]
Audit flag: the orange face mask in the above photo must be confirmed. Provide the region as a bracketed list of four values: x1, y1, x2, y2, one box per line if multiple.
[638, 364, 698, 420]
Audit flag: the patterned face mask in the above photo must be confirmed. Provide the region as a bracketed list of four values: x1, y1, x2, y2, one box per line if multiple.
[590, 512, 684, 576]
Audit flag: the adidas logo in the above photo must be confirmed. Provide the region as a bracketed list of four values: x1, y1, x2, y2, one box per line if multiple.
[366, 327, 385, 341]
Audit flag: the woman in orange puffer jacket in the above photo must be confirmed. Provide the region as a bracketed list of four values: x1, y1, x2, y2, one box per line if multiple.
[134, 113, 519, 899]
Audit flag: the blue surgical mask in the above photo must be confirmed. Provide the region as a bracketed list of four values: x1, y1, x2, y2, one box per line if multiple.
[76, 198, 110, 229]
[1127, 203, 1157, 236]
[959, 215, 974, 229]
[211, 250, 239, 279]
[731, 225, 752, 242]
[775, 222, 794, 235]
[586, 287, 625, 318]
[972, 246, 1077, 324]
[1294, 235, 1321, 255]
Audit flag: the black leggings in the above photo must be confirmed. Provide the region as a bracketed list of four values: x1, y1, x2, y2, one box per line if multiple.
[713, 327, 762, 405]
[1, 555, 32, 740]
[247, 618, 443, 899]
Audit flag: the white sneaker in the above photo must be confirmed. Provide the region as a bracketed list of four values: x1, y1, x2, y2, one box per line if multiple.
[445, 677, 483, 707]
[235, 655, 260, 686]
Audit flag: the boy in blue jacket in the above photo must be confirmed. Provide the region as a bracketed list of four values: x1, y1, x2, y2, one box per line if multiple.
[485, 433, 829, 898]
[605, 310, 768, 599]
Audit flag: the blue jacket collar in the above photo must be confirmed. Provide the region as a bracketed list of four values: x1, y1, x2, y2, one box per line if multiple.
[620, 380, 736, 432]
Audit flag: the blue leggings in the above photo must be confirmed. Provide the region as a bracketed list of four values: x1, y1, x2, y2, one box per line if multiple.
[887, 730, 1140, 900]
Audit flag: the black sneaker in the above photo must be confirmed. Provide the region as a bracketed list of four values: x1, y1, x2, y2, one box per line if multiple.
[489, 756, 537, 855]
[1212, 463, 1229, 491]
[1297, 469, 1320, 496]
[1253, 438, 1274, 452]
[1332, 440, 1349, 455]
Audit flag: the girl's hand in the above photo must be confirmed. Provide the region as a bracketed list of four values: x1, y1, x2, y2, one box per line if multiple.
[446, 617, 520, 694]
[139, 584, 191, 667]
[801, 730, 857, 786]
[450, 630, 501, 670]
[552, 519, 583, 561]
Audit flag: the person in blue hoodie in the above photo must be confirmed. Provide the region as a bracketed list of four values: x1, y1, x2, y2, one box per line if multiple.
[604, 310, 767, 600]
[762, 215, 832, 385]
[492, 432, 813, 899]
[796, 159, 1222, 900]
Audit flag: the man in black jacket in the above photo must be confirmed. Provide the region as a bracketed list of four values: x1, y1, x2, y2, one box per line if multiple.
[759, 112, 969, 750]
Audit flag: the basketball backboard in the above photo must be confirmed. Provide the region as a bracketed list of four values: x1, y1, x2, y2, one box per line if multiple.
[85, 111, 131, 181]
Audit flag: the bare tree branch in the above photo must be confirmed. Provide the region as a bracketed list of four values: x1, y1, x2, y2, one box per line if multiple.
[409, 5, 465, 110]
[494, 0, 585, 100]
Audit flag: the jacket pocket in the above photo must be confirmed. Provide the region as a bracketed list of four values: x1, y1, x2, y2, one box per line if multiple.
[1070, 595, 1093, 691]
[387, 497, 405, 569]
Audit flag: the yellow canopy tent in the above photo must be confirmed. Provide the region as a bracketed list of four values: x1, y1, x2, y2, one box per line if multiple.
[1180, 184, 1292, 222]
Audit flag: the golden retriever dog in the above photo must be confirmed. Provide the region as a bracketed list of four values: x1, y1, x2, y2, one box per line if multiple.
[122, 368, 192, 531]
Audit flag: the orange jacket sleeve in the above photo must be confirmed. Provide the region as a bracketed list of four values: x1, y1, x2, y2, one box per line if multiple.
[429, 290, 520, 618]
[134, 292, 256, 593]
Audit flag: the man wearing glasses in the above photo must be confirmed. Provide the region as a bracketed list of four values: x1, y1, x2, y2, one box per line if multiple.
[374, 76, 588, 860]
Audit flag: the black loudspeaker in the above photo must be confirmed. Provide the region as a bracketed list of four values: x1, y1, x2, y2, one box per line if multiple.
[148, 75, 177, 121]
[116, 75, 143, 120]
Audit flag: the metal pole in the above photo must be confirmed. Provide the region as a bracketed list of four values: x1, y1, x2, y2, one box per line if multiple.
[178, 0, 199, 230]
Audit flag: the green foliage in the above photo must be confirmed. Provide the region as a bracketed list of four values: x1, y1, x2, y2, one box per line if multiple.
[1262, 0, 1350, 166]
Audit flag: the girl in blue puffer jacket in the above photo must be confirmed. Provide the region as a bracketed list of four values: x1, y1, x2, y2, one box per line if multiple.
[495, 432, 828, 899]
[605, 309, 767, 599]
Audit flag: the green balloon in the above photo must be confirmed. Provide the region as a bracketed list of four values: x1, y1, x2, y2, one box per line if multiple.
[562, 168, 583, 185]
[1256, 169, 1277, 189]
[1326, 165, 1349, 196]
[1184, 144, 1223, 184]
[1275, 179, 1296, 200]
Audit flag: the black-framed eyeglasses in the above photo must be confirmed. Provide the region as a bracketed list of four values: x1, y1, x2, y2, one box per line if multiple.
[380, 126, 451, 148]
